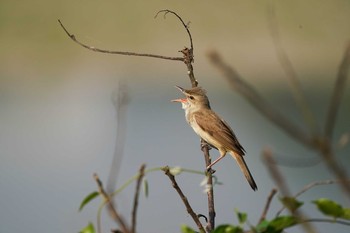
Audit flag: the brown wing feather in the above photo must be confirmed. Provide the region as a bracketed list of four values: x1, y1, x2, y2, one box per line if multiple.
[193, 110, 245, 155]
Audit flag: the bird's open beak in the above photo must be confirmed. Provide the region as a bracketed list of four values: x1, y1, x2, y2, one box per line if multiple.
[172, 86, 190, 103]
[172, 86, 188, 103]
[171, 98, 187, 103]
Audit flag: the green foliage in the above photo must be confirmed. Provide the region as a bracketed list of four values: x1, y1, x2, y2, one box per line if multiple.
[210, 215, 297, 233]
[312, 198, 350, 220]
[255, 220, 270, 232]
[235, 209, 247, 225]
[77, 167, 350, 233]
[212, 224, 243, 233]
[342, 208, 350, 220]
[279, 196, 303, 213]
[79, 222, 95, 233]
[263, 216, 297, 233]
[180, 224, 197, 233]
[79, 191, 99, 212]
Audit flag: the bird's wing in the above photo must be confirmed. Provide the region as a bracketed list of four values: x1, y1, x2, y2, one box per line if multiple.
[192, 110, 245, 155]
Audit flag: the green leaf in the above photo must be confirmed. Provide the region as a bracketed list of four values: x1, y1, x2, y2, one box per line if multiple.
[79, 191, 99, 211]
[234, 209, 247, 225]
[255, 220, 270, 232]
[143, 179, 149, 198]
[342, 208, 350, 220]
[265, 216, 297, 233]
[180, 224, 196, 233]
[312, 198, 344, 218]
[212, 224, 243, 233]
[279, 196, 303, 213]
[79, 222, 95, 233]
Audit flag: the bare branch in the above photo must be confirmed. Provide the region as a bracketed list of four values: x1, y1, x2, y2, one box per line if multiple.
[155, 9, 194, 53]
[325, 41, 350, 139]
[131, 164, 146, 233]
[208, 51, 314, 149]
[154, 10, 197, 87]
[259, 188, 278, 224]
[58, 19, 183, 62]
[267, 3, 317, 133]
[94, 173, 130, 233]
[201, 140, 216, 231]
[181, 47, 198, 87]
[162, 166, 205, 233]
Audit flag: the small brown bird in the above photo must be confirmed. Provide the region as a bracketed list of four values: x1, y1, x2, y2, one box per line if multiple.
[172, 86, 257, 191]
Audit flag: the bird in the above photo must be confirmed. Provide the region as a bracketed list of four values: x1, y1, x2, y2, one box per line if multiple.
[172, 86, 257, 191]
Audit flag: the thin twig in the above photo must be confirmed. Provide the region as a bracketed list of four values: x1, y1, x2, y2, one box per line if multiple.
[258, 188, 278, 224]
[131, 164, 146, 233]
[267, 2, 317, 134]
[300, 218, 350, 226]
[162, 166, 205, 233]
[208, 51, 314, 149]
[94, 173, 130, 233]
[276, 179, 346, 216]
[155, 9, 193, 52]
[58, 19, 183, 62]
[155, 10, 197, 87]
[325, 41, 350, 139]
[294, 180, 343, 199]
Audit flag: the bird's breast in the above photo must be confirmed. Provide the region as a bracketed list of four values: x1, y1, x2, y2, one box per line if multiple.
[189, 116, 223, 151]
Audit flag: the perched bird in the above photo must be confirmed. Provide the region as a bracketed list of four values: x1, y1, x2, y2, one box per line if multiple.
[172, 86, 257, 191]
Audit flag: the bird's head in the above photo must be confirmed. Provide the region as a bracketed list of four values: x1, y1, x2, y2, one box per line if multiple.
[171, 86, 210, 111]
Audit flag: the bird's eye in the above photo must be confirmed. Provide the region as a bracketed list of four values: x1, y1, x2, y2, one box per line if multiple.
[189, 96, 195, 100]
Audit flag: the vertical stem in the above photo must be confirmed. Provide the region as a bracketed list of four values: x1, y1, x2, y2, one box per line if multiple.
[201, 140, 216, 232]
[131, 164, 146, 233]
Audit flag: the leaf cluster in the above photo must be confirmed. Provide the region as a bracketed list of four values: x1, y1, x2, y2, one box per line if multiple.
[180, 197, 350, 233]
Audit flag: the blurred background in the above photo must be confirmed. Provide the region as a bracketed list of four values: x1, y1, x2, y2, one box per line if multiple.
[1, 0, 350, 232]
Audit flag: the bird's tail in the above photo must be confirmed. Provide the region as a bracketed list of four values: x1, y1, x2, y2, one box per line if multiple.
[231, 152, 258, 191]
